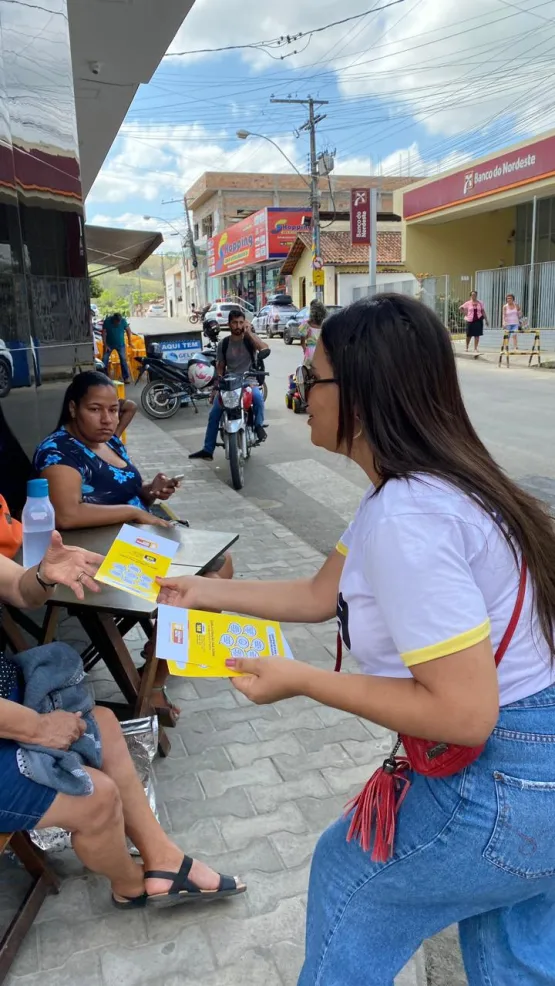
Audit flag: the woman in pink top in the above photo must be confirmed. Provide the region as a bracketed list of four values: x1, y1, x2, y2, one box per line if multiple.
[460, 291, 489, 355]
[502, 294, 522, 351]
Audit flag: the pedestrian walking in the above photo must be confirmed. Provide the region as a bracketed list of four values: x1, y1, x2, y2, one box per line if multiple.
[502, 293, 522, 350]
[460, 290, 488, 354]
[159, 294, 555, 986]
[299, 299, 327, 368]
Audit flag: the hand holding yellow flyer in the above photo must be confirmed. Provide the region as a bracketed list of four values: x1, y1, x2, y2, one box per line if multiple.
[156, 605, 293, 677]
[95, 524, 179, 602]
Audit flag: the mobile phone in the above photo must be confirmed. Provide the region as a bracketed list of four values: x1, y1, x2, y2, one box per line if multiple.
[172, 473, 185, 481]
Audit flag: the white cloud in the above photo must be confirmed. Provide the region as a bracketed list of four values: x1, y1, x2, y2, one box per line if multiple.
[87, 121, 314, 207]
[87, 0, 555, 216]
[332, 142, 471, 178]
[168, 0, 555, 140]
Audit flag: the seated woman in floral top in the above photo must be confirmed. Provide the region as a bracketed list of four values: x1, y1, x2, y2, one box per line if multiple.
[33, 371, 232, 724]
[33, 371, 176, 530]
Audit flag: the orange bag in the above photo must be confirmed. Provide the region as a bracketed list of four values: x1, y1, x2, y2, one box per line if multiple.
[0, 494, 22, 559]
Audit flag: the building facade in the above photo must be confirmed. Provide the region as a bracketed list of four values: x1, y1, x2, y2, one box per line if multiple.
[186, 171, 413, 308]
[280, 228, 412, 307]
[0, 0, 195, 487]
[396, 131, 555, 328]
[0, 0, 88, 460]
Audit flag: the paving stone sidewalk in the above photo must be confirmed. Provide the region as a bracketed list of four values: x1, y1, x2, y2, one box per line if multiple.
[2, 415, 426, 986]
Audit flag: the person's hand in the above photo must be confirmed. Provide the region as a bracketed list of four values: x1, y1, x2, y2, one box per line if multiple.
[156, 573, 220, 608]
[33, 710, 87, 749]
[225, 656, 307, 705]
[132, 509, 172, 529]
[148, 473, 180, 501]
[39, 531, 103, 600]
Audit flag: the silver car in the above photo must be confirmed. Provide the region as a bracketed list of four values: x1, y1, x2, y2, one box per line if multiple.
[204, 302, 253, 330]
[252, 302, 298, 338]
[283, 305, 343, 345]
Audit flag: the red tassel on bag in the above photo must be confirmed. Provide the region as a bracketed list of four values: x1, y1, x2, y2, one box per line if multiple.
[345, 754, 411, 861]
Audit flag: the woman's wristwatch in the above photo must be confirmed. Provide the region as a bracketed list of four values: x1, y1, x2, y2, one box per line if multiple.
[36, 563, 57, 592]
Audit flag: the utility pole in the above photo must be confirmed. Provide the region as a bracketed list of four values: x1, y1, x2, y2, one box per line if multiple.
[162, 196, 203, 308]
[271, 97, 328, 302]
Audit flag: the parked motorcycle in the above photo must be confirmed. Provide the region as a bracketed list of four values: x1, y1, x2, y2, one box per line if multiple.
[136, 350, 215, 419]
[203, 320, 220, 344]
[216, 349, 270, 490]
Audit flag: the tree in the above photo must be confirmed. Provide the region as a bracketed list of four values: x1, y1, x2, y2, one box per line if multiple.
[89, 277, 102, 299]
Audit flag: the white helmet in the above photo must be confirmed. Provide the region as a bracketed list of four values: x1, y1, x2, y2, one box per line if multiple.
[187, 357, 215, 390]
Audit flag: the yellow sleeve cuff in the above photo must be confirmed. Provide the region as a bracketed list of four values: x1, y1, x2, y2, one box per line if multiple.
[335, 541, 349, 558]
[401, 618, 491, 667]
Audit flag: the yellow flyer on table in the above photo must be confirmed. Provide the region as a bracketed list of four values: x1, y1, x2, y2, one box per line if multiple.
[156, 605, 293, 677]
[95, 524, 179, 602]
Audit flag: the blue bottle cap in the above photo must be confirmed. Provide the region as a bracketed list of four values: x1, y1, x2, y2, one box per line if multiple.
[27, 478, 49, 498]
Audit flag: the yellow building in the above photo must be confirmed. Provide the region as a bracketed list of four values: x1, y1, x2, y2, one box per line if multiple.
[396, 130, 555, 327]
[280, 229, 409, 307]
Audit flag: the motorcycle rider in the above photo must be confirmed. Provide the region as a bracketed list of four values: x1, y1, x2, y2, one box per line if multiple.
[189, 309, 268, 461]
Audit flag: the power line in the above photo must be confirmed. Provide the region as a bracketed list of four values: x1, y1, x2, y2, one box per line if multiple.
[166, 0, 406, 58]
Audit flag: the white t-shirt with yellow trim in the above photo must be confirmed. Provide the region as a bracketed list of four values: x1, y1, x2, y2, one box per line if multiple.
[337, 474, 554, 707]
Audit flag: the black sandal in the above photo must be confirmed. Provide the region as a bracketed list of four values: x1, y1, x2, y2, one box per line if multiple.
[111, 891, 148, 910]
[145, 855, 246, 909]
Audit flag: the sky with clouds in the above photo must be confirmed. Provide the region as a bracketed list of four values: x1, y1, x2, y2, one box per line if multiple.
[86, 0, 555, 244]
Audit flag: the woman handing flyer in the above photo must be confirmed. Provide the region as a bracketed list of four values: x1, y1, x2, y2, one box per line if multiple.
[158, 294, 555, 986]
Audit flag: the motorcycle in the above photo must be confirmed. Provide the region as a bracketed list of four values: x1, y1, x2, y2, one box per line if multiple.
[203, 319, 220, 344]
[136, 349, 215, 419]
[216, 349, 270, 490]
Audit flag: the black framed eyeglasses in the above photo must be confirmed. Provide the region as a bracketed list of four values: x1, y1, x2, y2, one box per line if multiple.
[295, 364, 338, 403]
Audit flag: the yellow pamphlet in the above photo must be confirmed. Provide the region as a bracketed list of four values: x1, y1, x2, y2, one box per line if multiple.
[156, 604, 293, 677]
[95, 524, 179, 602]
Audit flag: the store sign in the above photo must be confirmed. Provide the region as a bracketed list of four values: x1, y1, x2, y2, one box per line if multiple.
[158, 337, 202, 364]
[266, 209, 311, 258]
[404, 134, 555, 220]
[350, 189, 371, 245]
[208, 208, 312, 276]
[208, 213, 261, 276]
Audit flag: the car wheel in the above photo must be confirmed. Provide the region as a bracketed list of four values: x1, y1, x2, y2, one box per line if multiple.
[0, 357, 12, 398]
[284, 330, 292, 345]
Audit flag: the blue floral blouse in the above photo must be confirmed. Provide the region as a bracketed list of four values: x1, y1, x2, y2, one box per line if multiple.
[33, 429, 148, 512]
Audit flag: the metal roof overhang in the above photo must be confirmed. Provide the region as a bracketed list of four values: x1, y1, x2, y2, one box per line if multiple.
[69, 0, 196, 196]
[86, 224, 163, 275]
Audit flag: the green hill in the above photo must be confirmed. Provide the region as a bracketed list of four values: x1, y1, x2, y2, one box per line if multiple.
[90, 252, 181, 316]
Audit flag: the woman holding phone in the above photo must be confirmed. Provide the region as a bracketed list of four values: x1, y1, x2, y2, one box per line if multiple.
[34, 371, 233, 720]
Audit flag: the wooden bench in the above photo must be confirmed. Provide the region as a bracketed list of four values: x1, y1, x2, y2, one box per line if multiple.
[0, 833, 59, 984]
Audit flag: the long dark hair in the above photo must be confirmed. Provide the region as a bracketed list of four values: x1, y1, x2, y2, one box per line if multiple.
[321, 294, 555, 658]
[57, 371, 116, 428]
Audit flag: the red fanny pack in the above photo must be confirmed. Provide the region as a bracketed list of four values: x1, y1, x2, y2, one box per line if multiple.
[334, 560, 528, 862]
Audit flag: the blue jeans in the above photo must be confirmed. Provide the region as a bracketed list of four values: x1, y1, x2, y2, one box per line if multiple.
[204, 385, 265, 454]
[103, 345, 130, 382]
[300, 683, 555, 986]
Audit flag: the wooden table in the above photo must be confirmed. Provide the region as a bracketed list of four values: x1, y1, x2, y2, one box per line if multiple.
[40, 522, 238, 756]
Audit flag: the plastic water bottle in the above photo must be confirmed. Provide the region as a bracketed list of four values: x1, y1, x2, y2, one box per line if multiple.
[22, 478, 55, 568]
